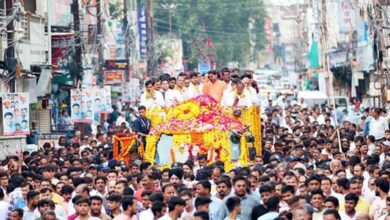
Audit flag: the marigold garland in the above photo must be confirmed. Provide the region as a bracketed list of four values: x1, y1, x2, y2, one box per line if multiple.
[143, 95, 262, 172]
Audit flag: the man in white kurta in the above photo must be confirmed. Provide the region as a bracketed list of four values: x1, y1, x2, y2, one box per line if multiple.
[186, 72, 203, 99]
[242, 77, 258, 106]
[174, 73, 188, 102]
[140, 80, 165, 109]
[161, 78, 178, 107]
[221, 80, 252, 107]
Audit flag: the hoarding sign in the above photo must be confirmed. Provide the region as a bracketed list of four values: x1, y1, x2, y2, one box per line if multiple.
[2, 93, 30, 136]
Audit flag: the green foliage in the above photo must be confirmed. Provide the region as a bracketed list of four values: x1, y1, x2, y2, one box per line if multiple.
[154, 0, 266, 66]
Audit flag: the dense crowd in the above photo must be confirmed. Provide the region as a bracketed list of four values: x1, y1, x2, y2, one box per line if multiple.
[1, 68, 390, 220]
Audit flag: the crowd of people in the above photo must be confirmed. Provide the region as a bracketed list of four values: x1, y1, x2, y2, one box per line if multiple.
[1, 68, 390, 220]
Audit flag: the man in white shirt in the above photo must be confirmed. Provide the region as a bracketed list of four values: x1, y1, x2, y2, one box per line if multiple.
[186, 72, 203, 99]
[242, 76, 258, 106]
[369, 108, 389, 141]
[221, 80, 252, 108]
[140, 80, 165, 109]
[174, 73, 188, 102]
[160, 78, 179, 107]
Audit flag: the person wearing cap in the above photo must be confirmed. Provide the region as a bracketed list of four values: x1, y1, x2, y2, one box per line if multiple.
[202, 70, 227, 103]
[158, 196, 186, 220]
[169, 168, 183, 186]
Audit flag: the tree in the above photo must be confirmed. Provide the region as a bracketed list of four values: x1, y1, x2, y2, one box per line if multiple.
[154, 0, 266, 67]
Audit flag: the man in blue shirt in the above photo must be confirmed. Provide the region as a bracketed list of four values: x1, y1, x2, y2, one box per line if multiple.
[133, 105, 151, 147]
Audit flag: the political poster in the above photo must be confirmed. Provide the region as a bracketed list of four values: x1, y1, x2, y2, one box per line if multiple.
[51, 34, 74, 72]
[71, 86, 112, 123]
[122, 78, 140, 103]
[2, 93, 30, 136]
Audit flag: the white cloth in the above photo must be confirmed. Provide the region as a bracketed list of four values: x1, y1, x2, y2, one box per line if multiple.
[221, 90, 252, 107]
[139, 208, 154, 220]
[369, 117, 389, 140]
[116, 116, 129, 127]
[246, 87, 258, 105]
[162, 89, 180, 107]
[140, 91, 165, 109]
[158, 214, 173, 220]
[339, 211, 358, 220]
[174, 87, 187, 102]
[186, 83, 203, 99]
[0, 200, 7, 220]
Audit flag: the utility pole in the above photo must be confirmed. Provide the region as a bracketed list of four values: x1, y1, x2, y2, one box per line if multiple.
[71, 0, 82, 84]
[146, 0, 156, 76]
[6, 0, 15, 92]
[97, 0, 104, 86]
[162, 4, 177, 38]
[123, 0, 130, 79]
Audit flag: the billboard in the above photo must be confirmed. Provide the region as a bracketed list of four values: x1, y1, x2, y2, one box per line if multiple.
[71, 86, 112, 123]
[2, 93, 30, 135]
[52, 34, 74, 72]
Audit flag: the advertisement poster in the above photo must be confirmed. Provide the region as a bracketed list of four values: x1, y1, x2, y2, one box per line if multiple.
[104, 60, 128, 84]
[2, 93, 30, 136]
[104, 70, 123, 84]
[71, 86, 112, 123]
[52, 34, 74, 72]
[122, 78, 141, 103]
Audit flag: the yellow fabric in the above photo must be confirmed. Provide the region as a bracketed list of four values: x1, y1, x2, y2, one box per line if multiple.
[339, 197, 371, 214]
[52, 193, 64, 205]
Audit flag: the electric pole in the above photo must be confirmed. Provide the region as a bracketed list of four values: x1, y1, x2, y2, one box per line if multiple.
[97, 0, 104, 86]
[146, 0, 156, 76]
[71, 0, 82, 84]
[6, 0, 15, 92]
[123, 0, 130, 79]
[161, 4, 177, 38]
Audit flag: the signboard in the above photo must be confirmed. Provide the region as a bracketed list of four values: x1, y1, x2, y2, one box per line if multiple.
[2, 93, 30, 136]
[104, 60, 128, 70]
[104, 60, 127, 84]
[52, 34, 74, 72]
[338, 0, 356, 34]
[198, 61, 211, 74]
[37, 133, 67, 149]
[105, 70, 123, 84]
[71, 87, 112, 124]
[138, 9, 147, 58]
[328, 50, 348, 68]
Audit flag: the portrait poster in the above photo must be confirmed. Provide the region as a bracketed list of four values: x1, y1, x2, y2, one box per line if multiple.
[71, 86, 112, 124]
[2, 93, 30, 135]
